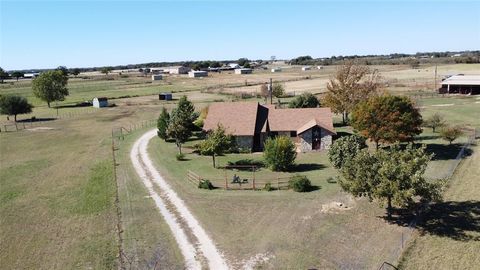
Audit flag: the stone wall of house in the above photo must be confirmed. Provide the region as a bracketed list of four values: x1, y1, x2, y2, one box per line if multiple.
[320, 131, 333, 150]
[235, 136, 253, 150]
[299, 129, 313, 152]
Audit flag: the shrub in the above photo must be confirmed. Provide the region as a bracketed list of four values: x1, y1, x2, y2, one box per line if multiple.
[440, 125, 464, 144]
[198, 180, 214, 190]
[263, 182, 274, 191]
[263, 136, 297, 171]
[176, 153, 186, 161]
[288, 174, 312, 192]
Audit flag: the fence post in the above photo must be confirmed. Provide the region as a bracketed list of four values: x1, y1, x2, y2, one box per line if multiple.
[277, 177, 280, 190]
[252, 166, 256, 190]
[224, 169, 228, 190]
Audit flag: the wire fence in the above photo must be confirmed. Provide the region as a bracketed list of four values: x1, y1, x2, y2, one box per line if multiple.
[378, 128, 477, 269]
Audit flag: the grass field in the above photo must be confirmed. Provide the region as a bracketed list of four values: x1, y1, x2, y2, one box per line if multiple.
[0, 63, 478, 269]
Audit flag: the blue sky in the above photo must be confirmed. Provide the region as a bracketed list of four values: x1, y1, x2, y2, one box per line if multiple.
[1, 0, 479, 70]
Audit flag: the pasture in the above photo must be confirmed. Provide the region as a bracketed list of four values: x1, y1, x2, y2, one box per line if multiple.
[0, 63, 479, 269]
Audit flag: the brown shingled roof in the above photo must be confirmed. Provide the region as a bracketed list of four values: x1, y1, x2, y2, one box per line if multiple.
[268, 107, 335, 134]
[202, 102, 260, 136]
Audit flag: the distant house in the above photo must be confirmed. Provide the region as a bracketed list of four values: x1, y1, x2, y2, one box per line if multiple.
[203, 102, 335, 152]
[93, 97, 108, 108]
[234, 68, 253, 75]
[188, 71, 208, 78]
[159, 92, 172, 100]
[164, 66, 191, 74]
[152, 74, 163, 81]
[271, 67, 282, 73]
[439, 74, 480, 95]
[24, 73, 40, 78]
[302, 66, 312, 71]
[228, 63, 240, 69]
[150, 68, 164, 74]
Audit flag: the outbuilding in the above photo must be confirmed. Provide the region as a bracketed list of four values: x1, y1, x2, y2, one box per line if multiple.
[302, 66, 312, 71]
[93, 97, 108, 108]
[439, 75, 480, 95]
[271, 68, 282, 73]
[188, 71, 208, 78]
[235, 68, 253, 75]
[159, 93, 173, 101]
[152, 74, 163, 81]
[164, 66, 191, 74]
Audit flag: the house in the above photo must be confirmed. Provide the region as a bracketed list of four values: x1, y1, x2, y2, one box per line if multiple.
[188, 71, 208, 78]
[203, 102, 335, 152]
[234, 68, 253, 75]
[93, 97, 108, 108]
[150, 68, 164, 74]
[159, 92, 172, 100]
[271, 67, 282, 73]
[228, 63, 240, 69]
[302, 66, 312, 71]
[439, 74, 480, 95]
[152, 74, 163, 81]
[164, 66, 191, 74]
[24, 72, 40, 78]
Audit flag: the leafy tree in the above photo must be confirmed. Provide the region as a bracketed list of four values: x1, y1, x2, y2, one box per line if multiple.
[350, 95, 422, 149]
[56, 66, 69, 77]
[440, 125, 463, 145]
[210, 61, 221, 68]
[0, 95, 33, 122]
[199, 124, 234, 168]
[238, 58, 249, 67]
[100, 67, 113, 76]
[32, 70, 69, 107]
[259, 83, 269, 102]
[408, 58, 420, 69]
[328, 134, 367, 169]
[288, 93, 320, 108]
[243, 62, 251, 68]
[322, 61, 382, 125]
[338, 144, 440, 219]
[424, 113, 445, 133]
[166, 96, 197, 154]
[11, 71, 24, 81]
[0, 67, 8, 83]
[70, 68, 81, 77]
[263, 136, 297, 171]
[272, 82, 285, 98]
[157, 107, 170, 141]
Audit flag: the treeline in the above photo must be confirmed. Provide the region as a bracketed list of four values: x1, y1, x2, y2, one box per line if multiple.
[289, 50, 480, 66]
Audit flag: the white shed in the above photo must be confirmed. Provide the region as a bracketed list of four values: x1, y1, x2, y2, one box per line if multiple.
[234, 68, 253, 75]
[317, 66, 324, 70]
[302, 66, 312, 71]
[152, 74, 163, 81]
[164, 66, 191, 74]
[93, 97, 108, 108]
[188, 71, 208, 78]
[271, 67, 282, 73]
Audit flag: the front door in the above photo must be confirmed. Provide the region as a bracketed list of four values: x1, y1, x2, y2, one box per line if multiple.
[312, 126, 321, 150]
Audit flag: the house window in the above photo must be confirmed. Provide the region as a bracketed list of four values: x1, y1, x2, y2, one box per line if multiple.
[290, 131, 297, 137]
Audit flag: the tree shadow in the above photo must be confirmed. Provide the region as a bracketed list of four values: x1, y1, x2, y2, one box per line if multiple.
[415, 134, 440, 141]
[289, 163, 326, 172]
[332, 131, 353, 140]
[425, 143, 473, 160]
[17, 117, 56, 123]
[385, 200, 480, 241]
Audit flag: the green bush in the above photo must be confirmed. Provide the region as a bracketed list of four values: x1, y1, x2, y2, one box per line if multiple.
[263, 136, 297, 171]
[263, 182, 274, 191]
[289, 174, 312, 192]
[198, 180, 214, 190]
[176, 153, 186, 161]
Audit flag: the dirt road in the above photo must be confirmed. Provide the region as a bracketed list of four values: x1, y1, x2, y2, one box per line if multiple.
[130, 129, 229, 269]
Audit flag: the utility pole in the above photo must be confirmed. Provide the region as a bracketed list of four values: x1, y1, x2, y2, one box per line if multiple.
[434, 65, 438, 92]
[269, 78, 273, 104]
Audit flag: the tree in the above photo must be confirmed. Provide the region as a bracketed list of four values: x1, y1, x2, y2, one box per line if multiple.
[100, 67, 113, 76]
[11, 71, 24, 81]
[243, 62, 251, 68]
[322, 61, 382, 125]
[238, 58, 249, 67]
[408, 58, 420, 69]
[272, 82, 285, 98]
[288, 93, 320, 108]
[56, 66, 69, 77]
[0, 67, 8, 83]
[157, 107, 170, 141]
[70, 68, 81, 77]
[32, 70, 69, 107]
[338, 144, 440, 219]
[166, 96, 197, 154]
[210, 61, 221, 68]
[0, 95, 33, 122]
[328, 134, 367, 169]
[440, 125, 463, 145]
[259, 83, 269, 102]
[350, 95, 422, 149]
[199, 124, 234, 168]
[424, 113, 445, 133]
[263, 136, 297, 171]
